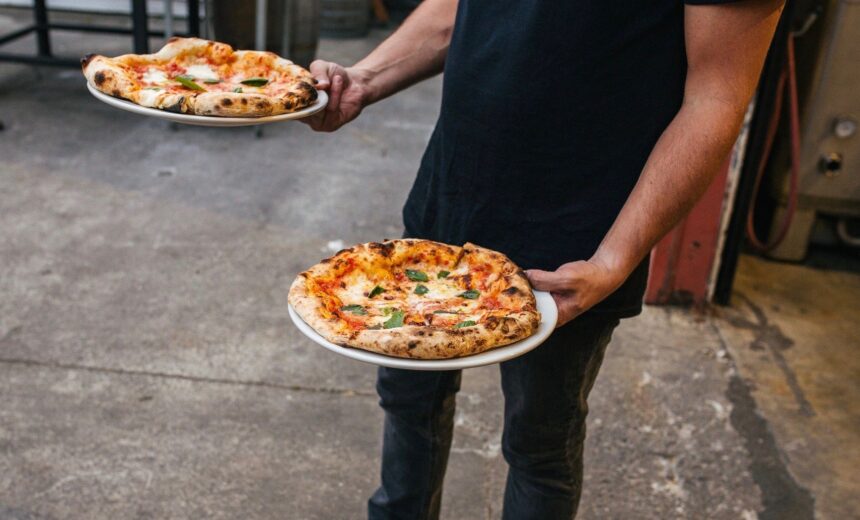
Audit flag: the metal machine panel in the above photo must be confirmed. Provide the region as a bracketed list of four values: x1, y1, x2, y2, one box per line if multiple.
[796, 0, 860, 209]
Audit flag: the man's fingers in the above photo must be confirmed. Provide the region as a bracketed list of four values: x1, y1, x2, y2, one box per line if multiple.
[302, 61, 351, 132]
[301, 110, 329, 131]
[555, 297, 584, 326]
[301, 113, 322, 130]
[549, 293, 567, 325]
[327, 74, 344, 115]
[309, 60, 332, 90]
[525, 269, 571, 293]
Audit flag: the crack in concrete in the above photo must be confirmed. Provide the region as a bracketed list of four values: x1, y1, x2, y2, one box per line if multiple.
[725, 293, 815, 417]
[711, 323, 816, 520]
[0, 357, 375, 397]
[0, 325, 23, 344]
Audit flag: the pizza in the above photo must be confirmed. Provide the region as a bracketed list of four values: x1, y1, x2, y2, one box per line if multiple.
[288, 239, 541, 359]
[81, 37, 318, 117]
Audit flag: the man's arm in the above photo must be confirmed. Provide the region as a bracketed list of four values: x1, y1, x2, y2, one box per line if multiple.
[303, 0, 458, 132]
[527, 0, 785, 325]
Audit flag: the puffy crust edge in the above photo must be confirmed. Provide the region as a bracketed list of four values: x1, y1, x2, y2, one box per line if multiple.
[289, 274, 353, 346]
[83, 55, 188, 111]
[192, 84, 317, 117]
[346, 311, 540, 359]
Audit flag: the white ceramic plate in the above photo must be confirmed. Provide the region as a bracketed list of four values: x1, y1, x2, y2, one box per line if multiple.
[86, 82, 328, 127]
[288, 291, 558, 371]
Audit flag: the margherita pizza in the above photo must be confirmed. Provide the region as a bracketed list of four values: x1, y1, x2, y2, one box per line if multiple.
[82, 37, 318, 117]
[289, 240, 541, 359]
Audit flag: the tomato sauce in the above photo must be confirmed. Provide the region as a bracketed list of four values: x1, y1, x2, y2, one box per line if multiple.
[166, 62, 185, 76]
[482, 297, 501, 310]
[340, 315, 366, 330]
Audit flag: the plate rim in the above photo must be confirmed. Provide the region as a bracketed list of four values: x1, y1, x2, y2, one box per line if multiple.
[288, 290, 558, 371]
[86, 82, 328, 126]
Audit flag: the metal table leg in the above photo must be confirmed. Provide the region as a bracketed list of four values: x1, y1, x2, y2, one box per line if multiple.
[164, 0, 174, 39]
[187, 0, 200, 36]
[254, 0, 268, 138]
[33, 0, 51, 56]
[255, 0, 267, 51]
[204, 0, 215, 39]
[131, 0, 149, 53]
[282, 0, 293, 59]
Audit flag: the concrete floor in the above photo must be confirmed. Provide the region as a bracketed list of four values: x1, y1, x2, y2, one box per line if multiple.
[714, 255, 860, 520]
[1, 9, 858, 520]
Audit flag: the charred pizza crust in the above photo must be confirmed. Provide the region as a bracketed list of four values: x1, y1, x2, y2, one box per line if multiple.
[289, 240, 541, 360]
[82, 37, 318, 117]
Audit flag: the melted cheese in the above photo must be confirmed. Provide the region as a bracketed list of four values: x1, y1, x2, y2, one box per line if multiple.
[142, 68, 168, 84]
[185, 64, 220, 82]
[421, 282, 464, 301]
[337, 275, 376, 304]
[325, 260, 500, 330]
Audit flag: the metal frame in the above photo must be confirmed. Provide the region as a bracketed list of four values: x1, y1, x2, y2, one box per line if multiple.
[712, 0, 797, 304]
[0, 0, 201, 68]
[0, 0, 280, 138]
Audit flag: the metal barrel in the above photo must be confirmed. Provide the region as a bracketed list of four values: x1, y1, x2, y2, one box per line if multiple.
[320, 0, 370, 38]
[211, 0, 321, 67]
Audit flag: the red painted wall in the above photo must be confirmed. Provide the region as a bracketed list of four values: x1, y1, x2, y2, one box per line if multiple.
[645, 158, 731, 306]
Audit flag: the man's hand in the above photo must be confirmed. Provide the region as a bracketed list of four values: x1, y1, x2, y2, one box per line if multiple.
[302, 61, 372, 132]
[526, 259, 626, 327]
[301, 0, 457, 132]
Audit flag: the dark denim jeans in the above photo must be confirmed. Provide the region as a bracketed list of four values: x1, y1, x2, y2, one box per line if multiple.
[367, 313, 620, 520]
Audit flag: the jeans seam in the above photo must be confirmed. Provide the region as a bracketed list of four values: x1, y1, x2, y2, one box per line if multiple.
[417, 373, 447, 520]
[562, 319, 615, 509]
[562, 362, 578, 505]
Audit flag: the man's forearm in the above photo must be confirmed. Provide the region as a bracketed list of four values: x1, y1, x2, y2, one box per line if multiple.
[355, 0, 458, 105]
[591, 0, 784, 284]
[591, 101, 744, 278]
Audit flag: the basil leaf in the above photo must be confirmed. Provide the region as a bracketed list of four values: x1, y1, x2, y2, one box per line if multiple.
[174, 75, 204, 91]
[433, 310, 459, 314]
[340, 304, 366, 315]
[458, 289, 480, 299]
[382, 307, 395, 316]
[144, 86, 162, 91]
[414, 284, 429, 295]
[233, 87, 243, 93]
[240, 77, 269, 87]
[406, 269, 428, 282]
[203, 78, 221, 84]
[437, 270, 450, 279]
[383, 310, 404, 329]
[454, 320, 477, 329]
[369, 285, 385, 298]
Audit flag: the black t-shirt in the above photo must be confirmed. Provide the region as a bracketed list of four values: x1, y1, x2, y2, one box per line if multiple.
[403, 0, 732, 317]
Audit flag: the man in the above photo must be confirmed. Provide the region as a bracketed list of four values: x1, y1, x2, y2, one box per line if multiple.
[303, 0, 783, 517]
